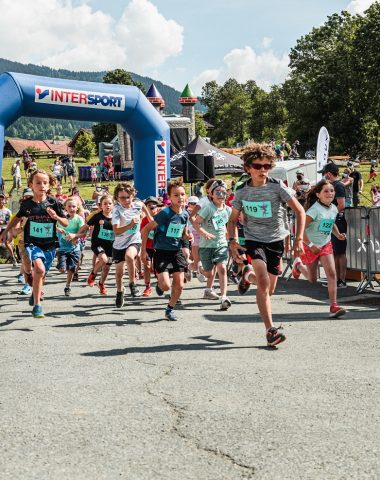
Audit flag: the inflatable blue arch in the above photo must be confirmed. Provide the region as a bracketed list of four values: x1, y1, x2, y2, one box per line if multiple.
[0, 72, 170, 199]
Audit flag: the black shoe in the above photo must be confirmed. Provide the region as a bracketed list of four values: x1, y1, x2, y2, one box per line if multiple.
[266, 326, 286, 347]
[115, 289, 124, 308]
[238, 265, 253, 295]
[129, 283, 141, 297]
[156, 284, 164, 296]
[64, 287, 71, 297]
[337, 280, 347, 288]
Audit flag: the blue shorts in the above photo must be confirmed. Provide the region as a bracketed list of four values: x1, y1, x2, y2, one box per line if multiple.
[57, 249, 80, 272]
[26, 245, 56, 274]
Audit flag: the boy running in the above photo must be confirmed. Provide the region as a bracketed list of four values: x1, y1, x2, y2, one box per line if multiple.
[0, 170, 68, 318]
[227, 143, 305, 347]
[141, 181, 191, 321]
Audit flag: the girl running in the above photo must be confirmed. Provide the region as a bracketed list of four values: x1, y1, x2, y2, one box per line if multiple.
[112, 184, 151, 307]
[56, 198, 85, 296]
[292, 179, 347, 318]
[140, 196, 161, 297]
[67, 194, 115, 294]
[0, 170, 68, 318]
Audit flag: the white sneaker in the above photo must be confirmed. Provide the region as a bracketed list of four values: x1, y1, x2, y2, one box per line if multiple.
[220, 297, 232, 311]
[203, 289, 219, 300]
[196, 271, 206, 283]
[197, 261, 206, 283]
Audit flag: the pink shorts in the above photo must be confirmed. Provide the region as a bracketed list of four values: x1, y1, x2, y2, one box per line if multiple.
[300, 241, 333, 265]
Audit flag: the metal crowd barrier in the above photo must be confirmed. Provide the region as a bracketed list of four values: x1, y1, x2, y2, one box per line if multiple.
[346, 206, 380, 293]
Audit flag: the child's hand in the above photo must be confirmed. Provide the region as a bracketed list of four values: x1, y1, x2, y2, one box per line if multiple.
[203, 232, 215, 240]
[338, 233, 346, 241]
[65, 233, 76, 241]
[47, 207, 58, 220]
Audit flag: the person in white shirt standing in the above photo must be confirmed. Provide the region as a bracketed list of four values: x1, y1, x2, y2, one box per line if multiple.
[9, 158, 22, 196]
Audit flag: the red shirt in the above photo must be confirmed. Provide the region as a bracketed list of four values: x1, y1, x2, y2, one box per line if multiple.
[141, 216, 154, 249]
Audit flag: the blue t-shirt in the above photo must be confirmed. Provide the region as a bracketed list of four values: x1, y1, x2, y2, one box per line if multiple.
[153, 207, 189, 251]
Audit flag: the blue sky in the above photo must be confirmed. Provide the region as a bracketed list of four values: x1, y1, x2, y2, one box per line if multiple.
[0, 0, 375, 93]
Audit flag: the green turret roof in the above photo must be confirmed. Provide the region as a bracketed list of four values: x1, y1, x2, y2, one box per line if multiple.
[180, 84, 196, 98]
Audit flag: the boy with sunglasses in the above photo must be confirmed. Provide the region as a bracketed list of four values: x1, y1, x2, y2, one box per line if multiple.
[227, 143, 305, 347]
[193, 180, 232, 310]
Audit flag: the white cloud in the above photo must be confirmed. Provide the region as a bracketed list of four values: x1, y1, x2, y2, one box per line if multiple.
[192, 46, 289, 94]
[0, 0, 183, 72]
[261, 37, 273, 49]
[346, 0, 376, 14]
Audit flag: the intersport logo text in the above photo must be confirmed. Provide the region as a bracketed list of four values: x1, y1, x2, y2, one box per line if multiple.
[34, 85, 125, 111]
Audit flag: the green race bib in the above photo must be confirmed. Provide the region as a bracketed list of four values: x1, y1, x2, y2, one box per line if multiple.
[148, 230, 155, 240]
[167, 223, 185, 238]
[242, 200, 272, 218]
[98, 227, 115, 241]
[238, 237, 246, 246]
[30, 221, 54, 239]
[318, 219, 334, 234]
[128, 223, 139, 235]
[212, 211, 228, 230]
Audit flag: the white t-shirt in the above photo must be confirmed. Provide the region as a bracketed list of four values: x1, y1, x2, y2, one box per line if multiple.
[112, 201, 143, 249]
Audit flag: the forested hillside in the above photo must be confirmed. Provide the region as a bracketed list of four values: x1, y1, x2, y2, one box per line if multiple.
[0, 58, 190, 139]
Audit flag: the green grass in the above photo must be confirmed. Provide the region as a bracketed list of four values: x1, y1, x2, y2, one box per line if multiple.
[0, 155, 376, 206]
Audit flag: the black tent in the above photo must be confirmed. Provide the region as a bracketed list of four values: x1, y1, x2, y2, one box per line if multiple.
[170, 136, 243, 177]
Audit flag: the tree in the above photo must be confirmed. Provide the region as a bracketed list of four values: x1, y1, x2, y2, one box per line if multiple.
[92, 123, 117, 152]
[195, 112, 208, 137]
[75, 132, 96, 161]
[103, 69, 146, 94]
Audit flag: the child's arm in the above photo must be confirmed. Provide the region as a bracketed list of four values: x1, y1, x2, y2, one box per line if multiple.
[287, 196, 306, 257]
[0, 215, 21, 243]
[332, 224, 346, 240]
[140, 220, 158, 263]
[46, 207, 69, 227]
[192, 215, 215, 240]
[227, 208, 246, 263]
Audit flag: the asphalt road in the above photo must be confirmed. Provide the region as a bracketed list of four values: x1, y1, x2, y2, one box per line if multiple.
[0, 259, 379, 480]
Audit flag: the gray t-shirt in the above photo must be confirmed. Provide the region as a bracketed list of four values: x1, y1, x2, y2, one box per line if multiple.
[112, 201, 143, 249]
[231, 178, 295, 243]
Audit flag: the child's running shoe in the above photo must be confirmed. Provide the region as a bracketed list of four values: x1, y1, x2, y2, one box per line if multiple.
[64, 286, 71, 297]
[12, 257, 18, 267]
[203, 289, 219, 300]
[32, 304, 44, 318]
[266, 326, 286, 347]
[196, 262, 206, 283]
[165, 308, 178, 321]
[129, 283, 141, 297]
[329, 303, 347, 318]
[115, 289, 124, 308]
[98, 282, 107, 295]
[292, 257, 303, 279]
[220, 297, 232, 311]
[73, 272, 79, 281]
[17, 273, 24, 283]
[238, 265, 253, 295]
[87, 271, 96, 287]
[19, 284, 31, 295]
[184, 269, 192, 282]
[156, 284, 164, 296]
[143, 286, 152, 297]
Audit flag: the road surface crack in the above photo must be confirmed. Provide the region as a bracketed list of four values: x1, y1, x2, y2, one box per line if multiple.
[143, 361, 255, 478]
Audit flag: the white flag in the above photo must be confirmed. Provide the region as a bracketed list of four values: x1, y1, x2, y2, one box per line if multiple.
[316, 127, 330, 182]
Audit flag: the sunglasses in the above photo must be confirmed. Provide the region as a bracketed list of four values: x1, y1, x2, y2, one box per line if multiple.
[148, 205, 158, 210]
[188, 202, 198, 205]
[215, 190, 227, 197]
[250, 163, 272, 171]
